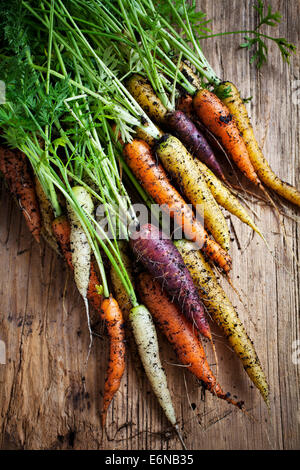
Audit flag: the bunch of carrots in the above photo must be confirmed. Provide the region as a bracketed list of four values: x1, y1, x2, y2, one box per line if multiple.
[0, 0, 298, 448]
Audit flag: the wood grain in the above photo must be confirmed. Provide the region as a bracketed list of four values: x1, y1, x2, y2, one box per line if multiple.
[0, 0, 299, 450]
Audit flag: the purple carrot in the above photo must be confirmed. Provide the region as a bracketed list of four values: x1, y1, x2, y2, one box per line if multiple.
[129, 223, 211, 340]
[167, 110, 225, 181]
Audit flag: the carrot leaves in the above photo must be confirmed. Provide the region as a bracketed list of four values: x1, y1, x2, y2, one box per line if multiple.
[239, 0, 296, 68]
[155, 0, 212, 38]
[240, 35, 269, 69]
[254, 0, 282, 28]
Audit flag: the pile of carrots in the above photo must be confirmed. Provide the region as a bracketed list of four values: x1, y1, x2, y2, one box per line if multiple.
[0, 0, 299, 449]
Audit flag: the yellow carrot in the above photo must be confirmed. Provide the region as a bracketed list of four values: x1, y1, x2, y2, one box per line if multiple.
[124, 139, 232, 273]
[217, 81, 300, 207]
[175, 239, 270, 407]
[194, 159, 265, 238]
[126, 74, 168, 124]
[156, 134, 230, 251]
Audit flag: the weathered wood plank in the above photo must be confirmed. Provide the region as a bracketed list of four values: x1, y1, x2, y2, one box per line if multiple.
[0, 0, 299, 450]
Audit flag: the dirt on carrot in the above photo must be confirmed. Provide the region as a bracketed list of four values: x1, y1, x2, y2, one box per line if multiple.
[0, 147, 41, 242]
[100, 295, 126, 428]
[138, 272, 244, 409]
[124, 139, 232, 273]
[193, 89, 260, 186]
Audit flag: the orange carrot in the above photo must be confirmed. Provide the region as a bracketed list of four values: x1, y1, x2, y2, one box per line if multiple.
[177, 94, 193, 117]
[138, 273, 243, 408]
[87, 263, 103, 312]
[193, 89, 260, 185]
[0, 147, 41, 242]
[52, 215, 103, 311]
[52, 215, 73, 267]
[123, 139, 232, 273]
[100, 296, 126, 428]
[217, 81, 300, 207]
[34, 176, 60, 254]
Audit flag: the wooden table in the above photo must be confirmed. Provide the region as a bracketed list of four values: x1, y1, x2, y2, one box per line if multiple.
[0, 0, 299, 450]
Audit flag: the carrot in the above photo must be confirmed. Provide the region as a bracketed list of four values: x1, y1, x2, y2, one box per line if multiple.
[166, 110, 225, 181]
[176, 96, 229, 171]
[134, 124, 163, 147]
[34, 176, 60, 254]
[54, 188, 96, 360]
[52, 215, 103, 311]
[110, 254, 182, 441]
[129, 304, 180, 432]
[179, 62, 203, 90]
[0, 147, 41, 242]
[67, 187, 94, 311]
[177, 93, 193, 117]
[124, 139, 232, 273]
[106, 247, 183, 441]
[217, 81, 300, 207]
[100, 295, 126, 428]
[193, 89, 261, 186]
[126, 74, 168, 124]
[175, 239, 269, 407]
[138, 272, 243, 409]
[52, 215, 73, 266]
[129, 223, 212, 340]
[111, 121, 163, 148]
[194, 159, 265, 239]
[110, 243, 134, 321]
[127, 74, 225, 180]
[156, 134, 230, 251]
[110, 243, 145, 382]
[87, 262, 103, 313]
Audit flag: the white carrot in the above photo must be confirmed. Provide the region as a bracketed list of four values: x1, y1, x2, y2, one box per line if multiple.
[130, 304, 185, 448]
[67, 185, 94, 358]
